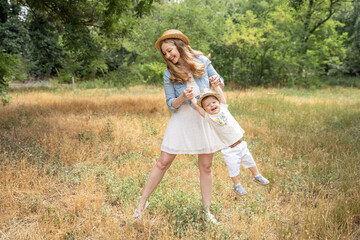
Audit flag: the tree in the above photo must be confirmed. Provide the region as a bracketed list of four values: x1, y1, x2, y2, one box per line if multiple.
[290, 0, 348, 44]
[123, 0, 227, 84]
[27, 11, 63, 78]
[287, 0, 349, 80]
[0, 0, 156, 104]
[0, 0, 30, 104]
[334, 0, 360, 76]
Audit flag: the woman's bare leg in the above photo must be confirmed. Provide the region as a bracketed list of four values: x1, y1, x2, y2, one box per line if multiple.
[198, 153, 214, 212]
[136, 151, 176, 212]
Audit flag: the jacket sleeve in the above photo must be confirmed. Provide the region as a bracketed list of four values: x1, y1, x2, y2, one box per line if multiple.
[163, 70, 178, 111]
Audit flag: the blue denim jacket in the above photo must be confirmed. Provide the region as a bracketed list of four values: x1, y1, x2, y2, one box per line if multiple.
[163, 55, 224, 111]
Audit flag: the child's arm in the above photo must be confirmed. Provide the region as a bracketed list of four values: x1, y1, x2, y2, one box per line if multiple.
[184, 87, 206, 118]
[209, 76, 226, 104]
[190, 97, 206, 118]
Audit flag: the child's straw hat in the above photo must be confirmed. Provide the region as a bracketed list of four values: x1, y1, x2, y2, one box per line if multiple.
[197, 88, 220, 107]
[155, 29, 190, 50]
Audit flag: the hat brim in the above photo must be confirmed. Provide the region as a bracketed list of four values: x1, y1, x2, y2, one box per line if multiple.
[197, 92, 220, 107]
[155, 33, 190, 50]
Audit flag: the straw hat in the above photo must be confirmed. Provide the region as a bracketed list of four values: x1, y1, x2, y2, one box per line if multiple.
[197, 88, 220, 107]
[155, 29, 190, 50]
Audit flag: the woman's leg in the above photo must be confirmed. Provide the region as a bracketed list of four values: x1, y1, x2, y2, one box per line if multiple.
[198, 153, 214, 212]
[136, 151, 176, 212]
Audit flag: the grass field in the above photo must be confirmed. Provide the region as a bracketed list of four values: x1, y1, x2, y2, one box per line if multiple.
[1, 86, 359, 239]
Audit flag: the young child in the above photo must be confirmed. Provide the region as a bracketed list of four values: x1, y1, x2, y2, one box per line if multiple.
[185, 76, 269, 196]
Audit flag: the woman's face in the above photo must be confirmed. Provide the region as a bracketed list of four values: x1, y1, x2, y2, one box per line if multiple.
[161, 42, 180, 64]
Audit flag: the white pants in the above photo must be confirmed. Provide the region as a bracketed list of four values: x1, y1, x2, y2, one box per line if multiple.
[220, 141, 256, 177]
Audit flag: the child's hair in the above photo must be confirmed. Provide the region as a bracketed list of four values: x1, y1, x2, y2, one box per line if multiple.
[160, 39, 205, 84]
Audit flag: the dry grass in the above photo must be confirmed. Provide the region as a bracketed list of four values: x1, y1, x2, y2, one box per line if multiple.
[1, 86, 359, 239]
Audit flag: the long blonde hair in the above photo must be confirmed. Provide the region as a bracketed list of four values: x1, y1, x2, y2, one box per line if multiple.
[160, 39, 205, 84]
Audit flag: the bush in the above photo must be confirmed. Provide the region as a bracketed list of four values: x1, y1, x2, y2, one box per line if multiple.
[320, 76, 360, 88]
[138, 62, 165, 85]
[0, 51, 19, 104]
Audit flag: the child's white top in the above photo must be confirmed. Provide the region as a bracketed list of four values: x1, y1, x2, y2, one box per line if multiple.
[204, 103, 245, 147]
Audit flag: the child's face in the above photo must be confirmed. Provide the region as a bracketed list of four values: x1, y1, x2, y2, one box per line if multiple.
[202, 96, 220, 114]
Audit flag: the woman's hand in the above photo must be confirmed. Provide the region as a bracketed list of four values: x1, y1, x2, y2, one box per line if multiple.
[209, 75, 221, 88]
[184, 86, 194, 100]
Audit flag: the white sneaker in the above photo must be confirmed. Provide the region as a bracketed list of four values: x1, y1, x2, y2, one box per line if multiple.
[133, 200, 149, 222]
[206, 212, 219, 225]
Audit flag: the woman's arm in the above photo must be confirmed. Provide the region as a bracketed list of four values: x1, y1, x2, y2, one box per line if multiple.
[171, 92, 187, 109]
[164, 70, 187, 111]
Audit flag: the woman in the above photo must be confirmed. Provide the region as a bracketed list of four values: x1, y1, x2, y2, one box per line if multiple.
[134, 29, 224, 223]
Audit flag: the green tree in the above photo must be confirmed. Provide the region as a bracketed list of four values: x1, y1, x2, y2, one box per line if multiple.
[0, 0, 31, 104]
[220, 0, 349, 86]
[0, 51, 18, 104]
[27, 12, 63, 78]
[289, 0, 349, 77]
[290, 0, 347, 44]
[123, 0, 226, 84]
[221, 1, 295, 86]
[0, 0, 156, 103]
[334, 0, 360, 76]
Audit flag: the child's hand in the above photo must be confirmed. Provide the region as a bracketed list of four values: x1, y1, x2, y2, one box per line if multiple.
[209, 75, 221, 87]
[184, 86, 194, 100]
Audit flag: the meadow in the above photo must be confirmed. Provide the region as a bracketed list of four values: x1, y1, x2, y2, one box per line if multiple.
[0, 85, 359, 239]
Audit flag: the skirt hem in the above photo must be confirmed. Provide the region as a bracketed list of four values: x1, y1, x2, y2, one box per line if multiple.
[161, 145, 224, 155]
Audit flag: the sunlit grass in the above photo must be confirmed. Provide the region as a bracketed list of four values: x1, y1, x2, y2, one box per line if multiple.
[1, 86, 359, 239]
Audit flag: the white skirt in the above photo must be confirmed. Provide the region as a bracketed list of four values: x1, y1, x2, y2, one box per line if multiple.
[161, 103, 227, 155]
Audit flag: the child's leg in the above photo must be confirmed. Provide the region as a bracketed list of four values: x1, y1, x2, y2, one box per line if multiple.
[248, 166, 260, 176]
[221, 146, 247, 196]
[238, 141, 269, 185]
[238, 142, 270, 185]
[236, 141, 257, 174]
[231, 175, 241, 186]
[220, 147, 241, 183]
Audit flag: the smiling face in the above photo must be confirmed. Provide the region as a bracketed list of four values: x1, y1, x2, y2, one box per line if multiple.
[161, 41, 181, 64]
[202, 96, 221, 114]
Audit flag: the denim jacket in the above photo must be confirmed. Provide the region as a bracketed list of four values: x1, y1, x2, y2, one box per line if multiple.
[163, 55, 224, 111]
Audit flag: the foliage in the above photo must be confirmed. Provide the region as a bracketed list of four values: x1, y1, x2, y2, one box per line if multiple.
[125, 0, 354, 88]
[334, 0, 360, 76]
[0, 0, 30, 104]
[27, 12, 64, 78]
[123, 0, 226, 76]
[0, 51, 18, 105]
[138, 62, 165, 85]
[219, 0, 350, 86]
[1, 0, 359, 92]
[0, 0, 156, 102]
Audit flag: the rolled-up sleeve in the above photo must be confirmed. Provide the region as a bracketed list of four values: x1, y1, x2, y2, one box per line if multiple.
[163, 71, 178, 111]
[205, 58, 224, 83]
